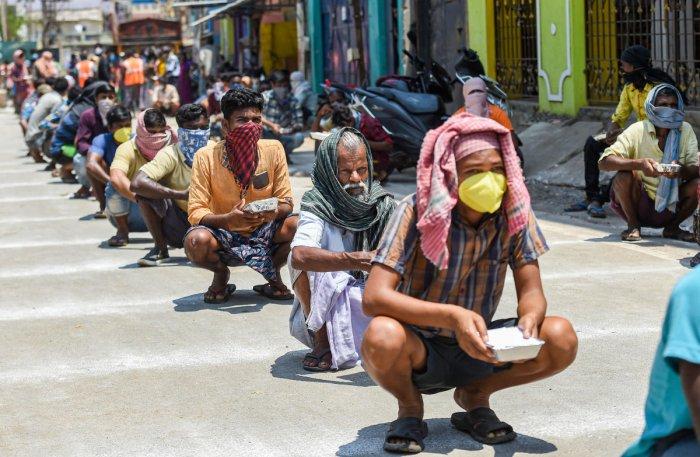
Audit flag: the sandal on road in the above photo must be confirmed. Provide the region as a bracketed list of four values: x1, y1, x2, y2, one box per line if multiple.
[384, 417, 428, 454]
[302, 349, 333, 372]
[203, 284, 236, 304]
[451, 407, 516, 445]
[587, 202, 607, 219]
[621, 227, 642, 242]
[253, 283, 294, 301]
[107, 234, 129, 247]
[662, 228, 696, 243]
[564, 200, 588, 212]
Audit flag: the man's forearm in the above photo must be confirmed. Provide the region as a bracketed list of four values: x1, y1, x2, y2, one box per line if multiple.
[87, 162, 110, 184]
[110, 171, 136, 201]
[130, 171, 187, 201]
[679, 361, 700, 438]
[291, 246, 361, 272]
[275, 202, 292, 220]
[599, 156, 641, 172]
[200, 213, 230, 230]
[681, 165, 699, 181]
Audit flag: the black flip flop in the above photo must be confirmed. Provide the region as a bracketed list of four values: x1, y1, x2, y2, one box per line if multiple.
[302, 349, 333, 372]
[253, 283, 294, 301]
[107, 234, 129, 247]
[203, 284, 236, 304]
[384, 417, 428, 454]
[451, 407, 516, 445]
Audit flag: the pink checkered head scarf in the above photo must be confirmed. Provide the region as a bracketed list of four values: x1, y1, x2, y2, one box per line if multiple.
[416, 112, 530, 269]
[135, 110, 177, 161]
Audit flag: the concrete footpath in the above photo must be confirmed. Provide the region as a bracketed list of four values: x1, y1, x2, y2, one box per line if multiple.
[0, 106, 697, 456]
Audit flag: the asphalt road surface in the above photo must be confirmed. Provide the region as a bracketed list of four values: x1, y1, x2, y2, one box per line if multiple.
[1, 107, 697, 456]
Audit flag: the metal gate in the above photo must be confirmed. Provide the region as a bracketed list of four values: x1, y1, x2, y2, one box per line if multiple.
[586, 0, 700, 106]
[494, 0, 539, 98]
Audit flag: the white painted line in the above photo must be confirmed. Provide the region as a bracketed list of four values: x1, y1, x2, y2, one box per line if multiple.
[0, 195, 67, 203]
[0, 181, 57, 189]
[0, 257, 126, 279]
[0, 238, 105, 249]
[0, 297, 170, 321]
[0, 168, 46, 174]
[0, 345, 278, 384]
[541, 265, 683, 281]
[0, 215, 81, 224]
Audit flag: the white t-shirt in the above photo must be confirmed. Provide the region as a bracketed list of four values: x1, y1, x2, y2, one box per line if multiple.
[290, 211, 355, 253]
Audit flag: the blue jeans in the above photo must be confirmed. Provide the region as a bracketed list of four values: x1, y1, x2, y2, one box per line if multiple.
[73, 154, 90, 188]
[105, 183, 147, 232]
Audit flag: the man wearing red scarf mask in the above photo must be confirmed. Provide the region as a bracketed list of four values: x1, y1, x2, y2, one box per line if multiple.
[185, 88, 297, 303]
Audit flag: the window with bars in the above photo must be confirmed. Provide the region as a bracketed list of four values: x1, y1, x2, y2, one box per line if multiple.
[586, 0, 700, 106]
[494, 0, 539, 98]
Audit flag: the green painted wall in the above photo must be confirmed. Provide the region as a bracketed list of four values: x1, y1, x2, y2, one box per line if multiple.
[466, 0, 495, 77]
[306, 0, 324, 94]
[537, 0, 587, 116]
[368, 0, 389, 83]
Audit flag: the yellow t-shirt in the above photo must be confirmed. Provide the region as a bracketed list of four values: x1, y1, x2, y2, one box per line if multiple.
[111, 139, 149, 180]
[610, 83, 653, 127]
[188, 139, 293, 236]
[600, 120, 699, 200]
[139, 143, 204, 213]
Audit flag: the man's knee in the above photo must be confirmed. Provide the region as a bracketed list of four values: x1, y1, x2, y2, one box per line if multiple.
[362, 316, 409, 368]
[541, 316, 578, 370]
[612, 171, 634, 190]
[681, 178, 700, 200]
[184, 229, 216, 263]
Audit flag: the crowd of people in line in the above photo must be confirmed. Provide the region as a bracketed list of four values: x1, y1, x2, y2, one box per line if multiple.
[7, 41, 700, 456]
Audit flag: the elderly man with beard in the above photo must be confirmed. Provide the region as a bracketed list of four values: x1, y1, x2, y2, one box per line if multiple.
[600, 83, 699, 242]
[361, 114, 578, 454]
[288, 128, 396, 372]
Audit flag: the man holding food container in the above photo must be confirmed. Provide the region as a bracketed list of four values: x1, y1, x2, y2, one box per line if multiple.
[360, 114, 578, 454]
[184, 88, 298, 303]
[599, 83, 699, 242]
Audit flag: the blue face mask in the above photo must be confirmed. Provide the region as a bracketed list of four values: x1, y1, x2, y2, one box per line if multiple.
[178, 127, 210, 167]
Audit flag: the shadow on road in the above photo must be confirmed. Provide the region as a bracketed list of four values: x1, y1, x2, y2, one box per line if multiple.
[172, 289, 276, 314]
[337, 418, 557, 456]
[270, 349, 375, 388]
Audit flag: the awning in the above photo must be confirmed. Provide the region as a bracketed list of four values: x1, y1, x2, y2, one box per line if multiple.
[190, 0, 250, 27]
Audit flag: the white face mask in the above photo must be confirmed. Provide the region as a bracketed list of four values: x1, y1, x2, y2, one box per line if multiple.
[97, 98, 114, 124]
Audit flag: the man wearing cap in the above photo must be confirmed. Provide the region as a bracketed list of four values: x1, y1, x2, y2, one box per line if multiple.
[567, 45, 680, 218]
[361, 113, 578, 454]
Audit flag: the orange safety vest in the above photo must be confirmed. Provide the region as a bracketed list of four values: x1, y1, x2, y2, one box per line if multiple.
[123, 57, 145, 86]
[77, 60, 94, 87]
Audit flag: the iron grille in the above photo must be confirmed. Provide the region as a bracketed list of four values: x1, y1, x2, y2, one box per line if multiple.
[586, 0, 700, 107]
[494, 0, 539, 98]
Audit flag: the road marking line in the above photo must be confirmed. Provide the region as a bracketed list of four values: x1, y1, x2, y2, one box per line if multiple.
[0, 346, 279, 384]
[0, 238, 105, 249]
[0, 215, 81, 224]
[0, 195, 67, 203]
[0, 181, 56, 189]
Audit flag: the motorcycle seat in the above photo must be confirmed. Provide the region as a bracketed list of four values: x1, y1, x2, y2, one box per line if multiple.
[366, 86, 440, 114]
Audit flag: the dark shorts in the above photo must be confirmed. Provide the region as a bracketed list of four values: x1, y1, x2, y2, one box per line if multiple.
[411, 318, 518, 395]
[139, 197, 190, 248]
[610, 178, 675, 228]
[186, 219, 283, 281]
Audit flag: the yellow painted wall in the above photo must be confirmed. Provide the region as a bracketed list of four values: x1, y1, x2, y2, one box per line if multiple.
[260, 20, 298, 75]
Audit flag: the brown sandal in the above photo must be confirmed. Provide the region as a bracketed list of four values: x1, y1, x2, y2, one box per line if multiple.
[621, 227, 642, 242]
[203, 284, 236, 304]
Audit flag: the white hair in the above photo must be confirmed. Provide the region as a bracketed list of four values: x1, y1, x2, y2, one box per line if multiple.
[337, 130, 365, 154]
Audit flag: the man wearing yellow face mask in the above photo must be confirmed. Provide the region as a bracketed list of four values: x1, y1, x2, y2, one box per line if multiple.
[85, 105, 133, 219]
[361, 114, 578, 454]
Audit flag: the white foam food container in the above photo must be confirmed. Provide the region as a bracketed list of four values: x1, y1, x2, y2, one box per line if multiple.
[244, 197, 278, 213]
[656, 163, 681, 174]
[486, 327, 545, 362]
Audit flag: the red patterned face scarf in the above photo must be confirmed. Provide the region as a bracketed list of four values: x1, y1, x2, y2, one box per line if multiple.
[224, 121, 263, 195]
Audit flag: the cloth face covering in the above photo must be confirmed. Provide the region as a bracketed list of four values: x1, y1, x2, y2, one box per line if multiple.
[462, 77, 489, 117]
[97, 99, 114, 125]
[645, 83, 686, 213]
[224, 121, 263, 197]
[458, 171, 507, 214]
[134, 111, 177, 161]
[300, 127, 397, 253]
[178, 127, 210, 167]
